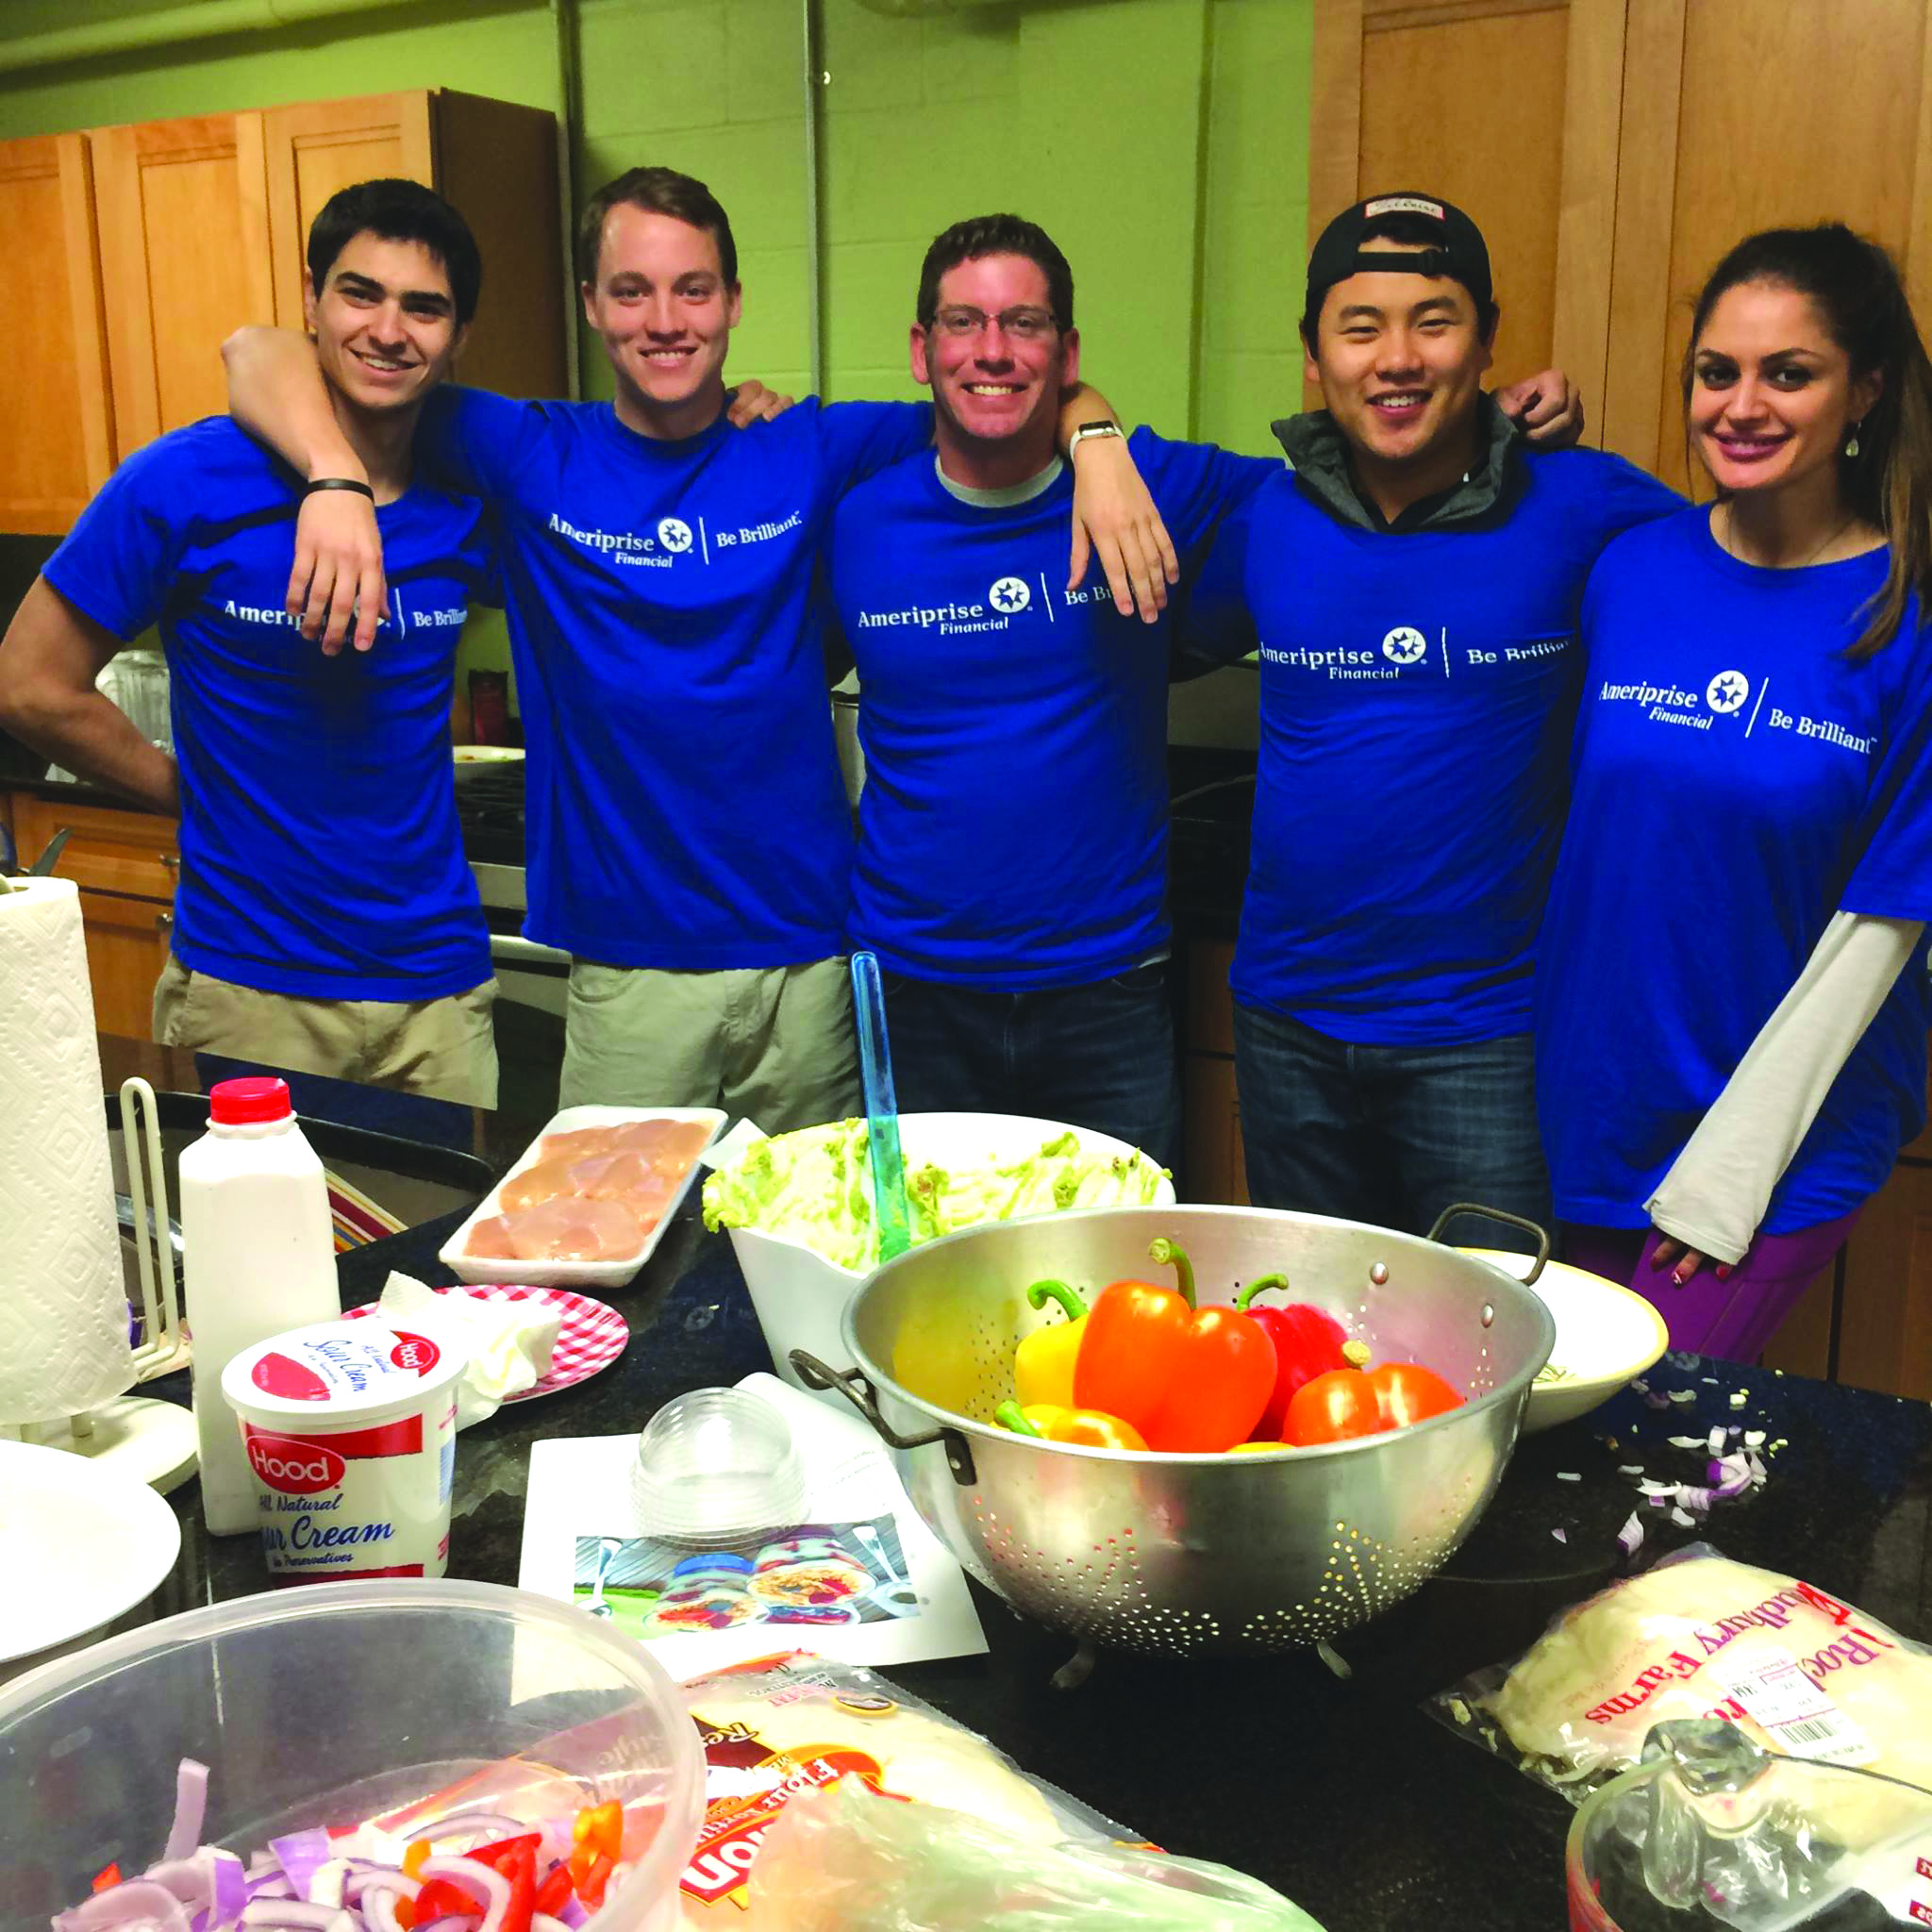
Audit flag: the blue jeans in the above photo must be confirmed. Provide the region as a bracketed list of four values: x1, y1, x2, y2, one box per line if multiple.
[879, 965, 1182, 1175]
[1231, 1003, 1551, 1254]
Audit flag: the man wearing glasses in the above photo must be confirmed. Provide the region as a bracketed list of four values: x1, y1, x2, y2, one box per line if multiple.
[821, 216, 1283, 1168]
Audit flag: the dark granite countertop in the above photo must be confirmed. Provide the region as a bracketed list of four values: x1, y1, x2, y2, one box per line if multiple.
[89, 1034, 1932, 1932]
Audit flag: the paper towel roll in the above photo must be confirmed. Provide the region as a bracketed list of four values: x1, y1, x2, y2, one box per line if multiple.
[0, 877, 133, 1423]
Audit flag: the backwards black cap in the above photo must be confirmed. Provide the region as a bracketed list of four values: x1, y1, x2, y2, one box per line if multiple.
[1304, 192, 1493, 333]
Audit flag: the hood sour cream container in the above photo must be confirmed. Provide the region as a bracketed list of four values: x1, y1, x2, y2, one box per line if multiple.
[221, 1319, 466, 1583]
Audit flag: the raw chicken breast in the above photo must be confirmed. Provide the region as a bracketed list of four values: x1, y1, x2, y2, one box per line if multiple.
[503, 1196, 644, 1261]
[499, 1157, 581, 1212]
[606, 1119, 713, 1174]
[539, 1124, 622, 1163]
[462, 1213, 520, 1259]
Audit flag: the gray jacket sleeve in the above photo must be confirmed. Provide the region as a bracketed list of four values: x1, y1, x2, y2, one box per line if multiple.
[1645, 912, 1926, 1264]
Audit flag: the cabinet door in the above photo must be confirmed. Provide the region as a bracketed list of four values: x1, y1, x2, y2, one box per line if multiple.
[260, 93, 436, 330]
[1308, 0, 1625, 410]
[1600, 0, 1932, 486]
[92, 114, 276, 458]
[75, 887, 175, 1041]
[13, 794, 180, 901]
[0, 134, 112, 532]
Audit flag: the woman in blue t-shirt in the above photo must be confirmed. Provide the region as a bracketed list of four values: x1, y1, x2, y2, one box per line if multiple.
[1537, 225, 1932, 1358]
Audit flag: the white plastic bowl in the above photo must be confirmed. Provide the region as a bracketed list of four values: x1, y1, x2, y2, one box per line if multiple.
[1461, 1248, 1671, 1432]
[724, 1111, 1175, 1396]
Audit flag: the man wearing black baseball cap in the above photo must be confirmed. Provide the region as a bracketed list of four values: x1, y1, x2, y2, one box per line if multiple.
[1189, 192, 1683, 1247]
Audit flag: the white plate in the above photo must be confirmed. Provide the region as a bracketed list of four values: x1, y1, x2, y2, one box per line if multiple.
[441, 1105, 727, 1289]
[0, 1441, 183, 1664]
[1460, 1248, 1671, 1433]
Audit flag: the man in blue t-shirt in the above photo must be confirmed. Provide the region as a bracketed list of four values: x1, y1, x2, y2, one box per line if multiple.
[825, 216, 1281, 1170]
[225, 168, 1175, 1132]
[1191, 193, 1683, 1246]
[0, 180, 499, 1105]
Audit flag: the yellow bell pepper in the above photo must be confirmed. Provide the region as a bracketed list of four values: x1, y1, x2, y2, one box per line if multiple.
[1011, 1278, 1090, 1407]
[995, 1399, 1147, 1452]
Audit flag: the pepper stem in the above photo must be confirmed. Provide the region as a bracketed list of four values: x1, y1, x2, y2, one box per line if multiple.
[1024, 1278, 1090, 1322]
[1148, 1237, 1196, 1309]
[994, 1399, 1042, 1437]
[1234, 1272, 1291, 1312]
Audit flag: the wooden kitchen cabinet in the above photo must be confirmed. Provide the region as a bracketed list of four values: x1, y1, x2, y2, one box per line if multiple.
[0, 133, 113, 533]
[10, 792, 179, 1041]
[92, 112, 278, 457]
[1312, 0, 1932, 476]
[8, 88, 567, 508]
[1831, 1102, 1932, 1404]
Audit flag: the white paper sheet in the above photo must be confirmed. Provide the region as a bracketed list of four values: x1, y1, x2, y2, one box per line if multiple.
[517, 1373, 986, 1670]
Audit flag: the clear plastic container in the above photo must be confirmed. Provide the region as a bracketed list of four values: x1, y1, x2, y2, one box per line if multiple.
[0, 1578, 705, 1932]
[1568, 1719, 1932, 1930]
[630, 1387, 807, 1542]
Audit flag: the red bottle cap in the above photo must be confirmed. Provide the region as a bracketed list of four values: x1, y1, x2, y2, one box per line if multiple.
[208, 1075, 293, 1124]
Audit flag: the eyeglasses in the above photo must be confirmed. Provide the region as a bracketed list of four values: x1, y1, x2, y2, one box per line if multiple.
[926, 306, 1059, 342]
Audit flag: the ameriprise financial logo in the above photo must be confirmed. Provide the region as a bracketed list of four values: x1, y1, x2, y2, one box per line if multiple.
[544, 508, 803, 567]
[856, 572, 1111, 635]
[1598, 667, 1874, 752]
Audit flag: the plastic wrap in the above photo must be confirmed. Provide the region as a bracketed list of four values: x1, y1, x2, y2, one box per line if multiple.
[1427, 1544, 1932, 1801]
[741, 1776, 1324, 1931]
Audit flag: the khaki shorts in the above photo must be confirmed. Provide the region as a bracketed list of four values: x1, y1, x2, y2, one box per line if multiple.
[560, 956, 858, 1132]
[153, 954, 499, 1108]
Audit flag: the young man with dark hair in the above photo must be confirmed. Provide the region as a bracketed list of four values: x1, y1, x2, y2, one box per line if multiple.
[1191, 192, 1683, 1241]
[823, 214, 1281, 1167]
[0, 179, 499, 1103]
[225, 169, 1174, 1129]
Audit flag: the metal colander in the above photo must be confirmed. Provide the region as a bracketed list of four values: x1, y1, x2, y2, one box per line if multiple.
[795, 1204, 1555, 1658]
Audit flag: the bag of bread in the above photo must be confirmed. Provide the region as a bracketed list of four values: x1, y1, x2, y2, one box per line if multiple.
[1428, 1544, 1932, 1800]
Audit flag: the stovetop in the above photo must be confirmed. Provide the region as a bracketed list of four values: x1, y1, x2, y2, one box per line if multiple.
[455, 763, 525, 868]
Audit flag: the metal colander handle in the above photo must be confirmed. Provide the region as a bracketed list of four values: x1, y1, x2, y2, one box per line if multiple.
[1424, 1202, 1550, 1283]
[791, 1351, 979, 1486]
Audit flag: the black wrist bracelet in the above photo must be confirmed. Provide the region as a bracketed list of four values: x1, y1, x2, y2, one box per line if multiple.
[304, 476, 375, 500]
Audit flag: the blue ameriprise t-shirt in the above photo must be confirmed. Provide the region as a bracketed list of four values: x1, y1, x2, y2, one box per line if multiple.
[44, 417, 494, 1002]
[1199, 447, 1682, 1044]
[1538, 508, 1932, 1233]
[827, 430, 1276, 989]
[416, 388, 933, 969]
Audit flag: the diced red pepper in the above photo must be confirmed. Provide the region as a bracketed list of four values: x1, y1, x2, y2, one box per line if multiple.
[574, 1852, 614, 1908]
[534, 1864, 575, 1918]
[493, 1841, 536, 1932]
[469, 1834, 542, 1874]
[91, 1865, 123, 1894]
[412, 1874, 488, 1920]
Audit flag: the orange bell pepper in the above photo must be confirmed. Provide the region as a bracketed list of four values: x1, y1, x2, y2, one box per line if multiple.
[1074, 1240, 1274, 1451]
[994, 1399, 1147, 1451]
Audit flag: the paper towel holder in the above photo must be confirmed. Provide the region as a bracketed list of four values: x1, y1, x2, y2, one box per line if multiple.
[9, 1079, 199, 1492]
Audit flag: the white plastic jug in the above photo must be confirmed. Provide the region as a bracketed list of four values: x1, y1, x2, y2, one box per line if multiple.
[179, 1076, 339, 1534]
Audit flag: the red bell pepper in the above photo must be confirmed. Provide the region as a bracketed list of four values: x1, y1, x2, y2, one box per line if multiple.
[1285, 1369, 1383, 1445]
[91, 1866, 122, 1895]
[535, 1864, 576, 1918]
[411, 1874, 489, 1922]
[1072, 1251, 1191, 1432]
[1233, 1275, 1351, 1439]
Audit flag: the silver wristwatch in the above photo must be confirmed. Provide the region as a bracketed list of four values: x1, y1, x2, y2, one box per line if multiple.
[1067, 419, 1124, 455]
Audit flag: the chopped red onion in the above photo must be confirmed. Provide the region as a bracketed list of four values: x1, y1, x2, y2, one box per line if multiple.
[554, 1902, 588, 1931]
[267, 1837, 330, 1899]
[342, 1872, 420, 1909]
[239, 1904, 341, 1930]
[212, 1856, 248, 1932]
[165, 1764, 212, 1865]
[59, 1883, 196, 1932]
[1616, 1511, 1645, 1557]
[1644, 1391, 1673, 1409]
[1670, 1505, 1697, 1526]
[1551, 1527, 1568, 1543]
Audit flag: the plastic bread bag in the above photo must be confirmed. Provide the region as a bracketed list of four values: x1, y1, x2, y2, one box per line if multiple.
[741, 1774, 1326, 1931]
[1425, 1543, 1932, 1802]
[677, 1652, 1140, 1922]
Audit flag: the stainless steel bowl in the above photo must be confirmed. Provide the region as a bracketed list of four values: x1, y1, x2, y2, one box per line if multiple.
[796, 1204, 1555, 1657]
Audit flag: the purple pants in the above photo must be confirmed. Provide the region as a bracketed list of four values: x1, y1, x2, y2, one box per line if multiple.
[1561, 1211, 1861, 1362]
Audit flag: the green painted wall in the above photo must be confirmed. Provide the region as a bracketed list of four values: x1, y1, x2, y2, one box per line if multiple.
[0, 0, 1311, 696]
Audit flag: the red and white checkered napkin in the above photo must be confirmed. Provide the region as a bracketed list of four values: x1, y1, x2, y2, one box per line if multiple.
[344, 1284, 628, 1403]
